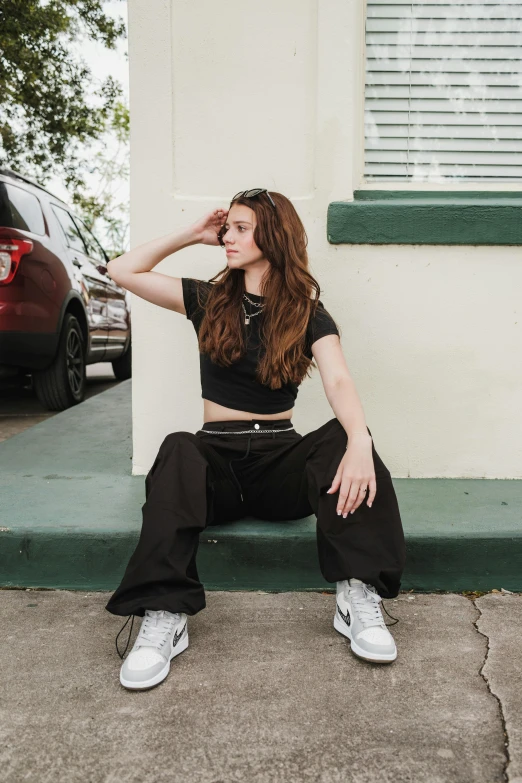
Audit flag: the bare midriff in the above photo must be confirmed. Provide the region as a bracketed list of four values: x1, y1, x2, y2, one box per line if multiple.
[203, 398, 294, 423]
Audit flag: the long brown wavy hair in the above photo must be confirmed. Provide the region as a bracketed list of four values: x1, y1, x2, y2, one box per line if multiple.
[196, 191, 340, 390]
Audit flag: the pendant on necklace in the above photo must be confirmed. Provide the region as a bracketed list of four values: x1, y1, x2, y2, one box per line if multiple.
[244, 315, 250, 325]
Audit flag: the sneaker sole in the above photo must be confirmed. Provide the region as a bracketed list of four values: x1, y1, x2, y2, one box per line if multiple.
[120, 631, 189, 690]
[333, 613, 397, 663]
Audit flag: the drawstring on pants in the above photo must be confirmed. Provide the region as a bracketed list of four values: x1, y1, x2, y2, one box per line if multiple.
[226, 428, 283, 502]
[116, 614, 135, 659]
[228, 433, 252, 502]
[381, 603, 399, 625]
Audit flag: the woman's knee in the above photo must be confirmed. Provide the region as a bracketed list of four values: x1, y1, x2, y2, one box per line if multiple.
[161, 430, 200, 453]
[317, 419, 390, 474]
[316, 417, 349, 446]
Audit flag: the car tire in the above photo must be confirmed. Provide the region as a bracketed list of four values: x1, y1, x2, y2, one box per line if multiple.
[33, 313, 86, 411]
[112, 341, 132, 380]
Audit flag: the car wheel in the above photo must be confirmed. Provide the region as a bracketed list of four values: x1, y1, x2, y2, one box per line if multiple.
[112, 341, 132, 380]
[33, 313, 86, 411]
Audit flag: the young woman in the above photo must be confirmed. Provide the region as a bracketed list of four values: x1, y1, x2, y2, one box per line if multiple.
[105, 189, 406, 690]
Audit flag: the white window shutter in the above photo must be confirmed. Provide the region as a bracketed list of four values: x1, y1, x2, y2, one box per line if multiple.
[364, 0, 522, 181]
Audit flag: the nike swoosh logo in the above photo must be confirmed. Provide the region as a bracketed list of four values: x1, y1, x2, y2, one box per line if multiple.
[336, 602, 351, 627]
[173, 623, 187, 647]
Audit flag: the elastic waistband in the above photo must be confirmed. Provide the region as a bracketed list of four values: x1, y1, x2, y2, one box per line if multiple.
[200, 418, 294, 434]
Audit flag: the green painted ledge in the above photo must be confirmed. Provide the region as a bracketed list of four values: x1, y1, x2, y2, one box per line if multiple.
[327, 190, 522, 245]
[0, 380, 521, 594]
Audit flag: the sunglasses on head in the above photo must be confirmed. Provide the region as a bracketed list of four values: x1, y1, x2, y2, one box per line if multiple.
[232, 189, 276, 209]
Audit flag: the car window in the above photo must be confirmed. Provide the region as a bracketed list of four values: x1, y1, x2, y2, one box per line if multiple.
[0, 181, 45, 235]
[72, 215, 108, 264]
[52, 205, 88, 254]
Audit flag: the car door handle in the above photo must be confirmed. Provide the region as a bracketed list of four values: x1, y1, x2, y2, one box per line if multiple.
[72, 257, 82, 268]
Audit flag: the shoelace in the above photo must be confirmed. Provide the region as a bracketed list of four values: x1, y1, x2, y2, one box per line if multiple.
[348, 583, 399, 628]
[115, 611, 181, 660]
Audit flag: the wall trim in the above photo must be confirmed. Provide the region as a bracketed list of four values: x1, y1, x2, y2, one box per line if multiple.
[327, 190, 522, 245]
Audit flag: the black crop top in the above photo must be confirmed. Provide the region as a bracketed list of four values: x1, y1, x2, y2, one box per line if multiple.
[181, 277, 340, 414]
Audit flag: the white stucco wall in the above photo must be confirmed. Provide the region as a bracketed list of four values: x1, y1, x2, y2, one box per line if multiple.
[127, 0, 522, 479]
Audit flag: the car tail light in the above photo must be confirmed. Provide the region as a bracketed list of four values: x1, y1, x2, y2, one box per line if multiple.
[0, 237, 34, 285]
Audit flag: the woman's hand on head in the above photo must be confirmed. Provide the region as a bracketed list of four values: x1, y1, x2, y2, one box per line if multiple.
[191, 208, 229, 246]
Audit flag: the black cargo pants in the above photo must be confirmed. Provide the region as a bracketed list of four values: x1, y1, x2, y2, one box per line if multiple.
[105, 417, 406, 619]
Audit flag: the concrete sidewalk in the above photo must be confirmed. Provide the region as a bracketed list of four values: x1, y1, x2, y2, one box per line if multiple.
[1, 588, 520, 783]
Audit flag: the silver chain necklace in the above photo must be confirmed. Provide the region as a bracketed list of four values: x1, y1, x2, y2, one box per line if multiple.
[242, 293, 265, 325]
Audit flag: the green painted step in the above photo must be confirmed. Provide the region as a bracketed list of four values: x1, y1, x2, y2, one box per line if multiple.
[1, 381, 520, 593]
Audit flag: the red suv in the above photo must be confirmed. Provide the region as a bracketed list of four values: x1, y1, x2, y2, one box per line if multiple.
[0, 168, 132, 410]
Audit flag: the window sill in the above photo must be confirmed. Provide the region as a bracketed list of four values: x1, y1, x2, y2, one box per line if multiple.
[327, 190, 522, 245]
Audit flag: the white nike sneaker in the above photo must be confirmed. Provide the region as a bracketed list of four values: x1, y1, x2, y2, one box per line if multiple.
[119, 610, 189, 690]
[334, 579, 397, 663]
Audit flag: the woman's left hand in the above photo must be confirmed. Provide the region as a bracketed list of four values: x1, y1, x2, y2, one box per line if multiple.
[326, 435, 376, 517]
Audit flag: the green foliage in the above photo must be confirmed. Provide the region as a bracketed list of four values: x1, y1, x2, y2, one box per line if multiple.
[0, 0, 129, 254]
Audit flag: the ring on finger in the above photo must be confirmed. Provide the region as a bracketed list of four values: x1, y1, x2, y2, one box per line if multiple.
[346, 487, 367, 515]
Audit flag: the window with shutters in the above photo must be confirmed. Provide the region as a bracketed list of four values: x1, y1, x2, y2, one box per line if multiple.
[364, 0, 522, 182]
